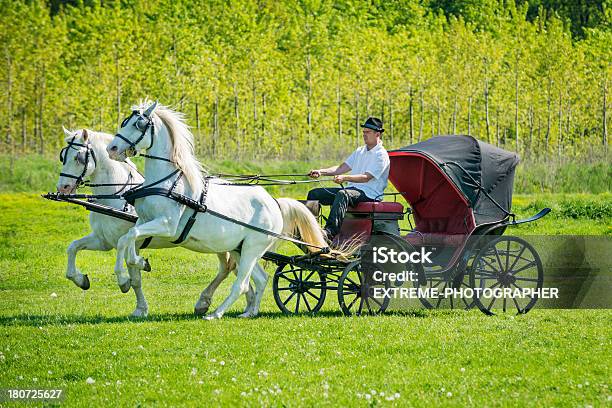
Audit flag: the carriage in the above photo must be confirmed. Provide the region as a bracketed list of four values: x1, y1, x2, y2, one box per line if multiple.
[47, 118, 550, 318]
[266, 135, 550, 316]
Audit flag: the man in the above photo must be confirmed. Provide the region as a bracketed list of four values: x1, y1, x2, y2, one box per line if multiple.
[307, 117, 390, 240]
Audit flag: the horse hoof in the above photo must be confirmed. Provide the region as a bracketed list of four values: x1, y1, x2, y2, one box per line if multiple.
[194, 306, 209, 316]
[143, 258, 152, 272]
[203, 313, 221, 321]
[119, 281, 131, 293]
[238, 312, 255, 318]
[81, 274, 91, 290]
[131, 308, 148, 318]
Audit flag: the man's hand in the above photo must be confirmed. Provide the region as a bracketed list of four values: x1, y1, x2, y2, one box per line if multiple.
[308, 169, 322, 178]
[333, 175, 346, 184]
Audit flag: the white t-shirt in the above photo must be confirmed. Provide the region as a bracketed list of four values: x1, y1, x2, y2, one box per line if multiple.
[344, 142, 390, 200]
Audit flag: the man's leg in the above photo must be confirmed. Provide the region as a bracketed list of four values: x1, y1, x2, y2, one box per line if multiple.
[307, 187, 342, 205]
[325, 188, 371, 237]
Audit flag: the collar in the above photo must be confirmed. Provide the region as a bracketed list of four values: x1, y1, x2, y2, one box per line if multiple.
[365, 141, 383, 152]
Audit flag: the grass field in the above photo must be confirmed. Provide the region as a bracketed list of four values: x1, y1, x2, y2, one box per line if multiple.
[0, 192, 610, 406]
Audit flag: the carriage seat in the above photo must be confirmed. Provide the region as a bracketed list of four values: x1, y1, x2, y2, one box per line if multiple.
[348, 201, 404, 214]
[403, 215, 471, 247]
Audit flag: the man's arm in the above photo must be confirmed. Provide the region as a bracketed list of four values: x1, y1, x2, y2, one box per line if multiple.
[333, 172, 373, 184]
[309, 162, 351, 178]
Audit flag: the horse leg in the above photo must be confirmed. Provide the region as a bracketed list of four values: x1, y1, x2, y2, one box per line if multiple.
[128, 265, 148, 317]
[116, 217, 177, 293]
[239, 262, 268, 318]
[195, 253, 256, 316]
[204, 245, 264, 320]
[194, 253, 233, 315]
[66, 233, 109, 290]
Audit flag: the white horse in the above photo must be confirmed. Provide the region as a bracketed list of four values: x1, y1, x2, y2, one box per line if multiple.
[56, 128, 249, 317]
[107, 101, 335, 319]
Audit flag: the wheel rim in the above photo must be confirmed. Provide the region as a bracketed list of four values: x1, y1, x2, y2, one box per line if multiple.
[273, 264, 326, 315]
[338, 261, 390, 316]
[470, 236, 543, 315]
[413, 268, 475, 310]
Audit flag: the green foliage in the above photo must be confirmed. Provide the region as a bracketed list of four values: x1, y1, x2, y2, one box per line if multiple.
[0, 0, 610, 161]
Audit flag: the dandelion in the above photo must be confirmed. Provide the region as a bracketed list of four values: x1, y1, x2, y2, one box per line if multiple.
[50, 293, 58, 298]
[447, 392, 453, 397]
[213, 389, 221, 395]
[231, 377, 237, 382]
[191, 367, 197, 376]
[112, 352, 117, 356]
[219, 361, 225, 366]
[33, 378, 38, 382]
[460, 367, 466, 372]
[365, 394, 371, 401]
[240, 392, 247, 397]
[86, 377, 95, 384]
[395, 392, 401, 399]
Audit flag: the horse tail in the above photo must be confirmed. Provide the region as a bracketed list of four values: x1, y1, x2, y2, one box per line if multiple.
[275, 198, 355, 260]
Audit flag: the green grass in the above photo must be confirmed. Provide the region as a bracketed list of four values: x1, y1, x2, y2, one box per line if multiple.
[0, 193, 610, 406]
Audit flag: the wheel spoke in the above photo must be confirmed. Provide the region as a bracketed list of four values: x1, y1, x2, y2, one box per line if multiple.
[347, 294, 359, 310]
[493, 246, 505, 273]
[505, 239, 511, 272]
[513, 277, 540, 282]
[365, 297, 373, 314]
[507, 244, 527, 274]
[487, 294, 497, 311]
[510, 260, 537, 275]
[358, 297, 364, 314]
[304, 270, 315, 282]
[305, 289, 320, 301]
[512, 295, 524, 314]
[503, 296, 507, 313]
[295, 292, 301, 313]
[301, 293, 312, 312]
[369, 295, 384, 308]
[283, 291, 297, 306]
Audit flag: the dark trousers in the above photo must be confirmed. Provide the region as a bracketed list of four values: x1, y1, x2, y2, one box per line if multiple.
[307, 187, 372, 236]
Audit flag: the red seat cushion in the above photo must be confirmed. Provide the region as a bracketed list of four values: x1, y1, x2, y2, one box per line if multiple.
[348, 201, 404, 213]
[404, 232, 466, 247]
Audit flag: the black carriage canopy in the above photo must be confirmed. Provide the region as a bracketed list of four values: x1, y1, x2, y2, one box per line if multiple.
[388, 135, 519, 234]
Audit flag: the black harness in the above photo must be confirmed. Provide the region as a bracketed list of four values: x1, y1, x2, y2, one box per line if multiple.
[59, 136, 97, 188]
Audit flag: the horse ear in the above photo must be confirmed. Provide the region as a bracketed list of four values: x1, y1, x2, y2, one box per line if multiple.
[82, 129, 89, 141]
[143, 100, 158, 117]
[62, 126, 73, 138]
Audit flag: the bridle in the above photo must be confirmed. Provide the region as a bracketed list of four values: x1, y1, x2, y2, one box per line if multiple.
[60, 134, 142, 195]
[59, 135, 97, 188]
[114, 110, 156, 157]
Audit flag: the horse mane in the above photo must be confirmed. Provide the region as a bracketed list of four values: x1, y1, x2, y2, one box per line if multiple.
[134, 101, 205, 195]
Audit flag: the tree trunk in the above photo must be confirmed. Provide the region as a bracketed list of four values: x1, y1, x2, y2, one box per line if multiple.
[528, 106, 534, 158]
[389, 96, 394, 146]
[115, 49, 121, 128]
[213, 95, 218, 157]
[354, 91, 359, 148]
[546, 77, 552, 152]
[252, 75, 257, 156]
[484, 74, 491, 143]
[418, 91, 424, 142]
[195, 101, 201, 155]
[409, 86, 414, 144]
[515, 67, 519, 152]
[21, 107, 26, 153]
[495, 107, 500, 147]
[604, 77, 608, 152]
[467, 95, 472, 135]
[557, 90, 563, 158]
[5, 48, 12, 150]
[452, 95, 457, 134]
[336, 80, 342, 140]
[306, 54, 312, 146]
[38, 64, 46, 155]
[261, 93, 266, 150]
[436, 97, 441, 136]
[233, 82, 240, 156]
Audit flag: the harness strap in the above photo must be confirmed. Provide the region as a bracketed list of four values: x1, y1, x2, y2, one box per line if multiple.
[139, 236, 153, 249]
[172, 180, 208, 244]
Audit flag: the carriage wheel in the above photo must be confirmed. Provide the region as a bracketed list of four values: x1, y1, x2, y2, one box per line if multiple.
[337, 260, 391, 316]
[413, 267, 475, 310]
[273, 263, 326, 315]
[469, 236, 543, 315]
